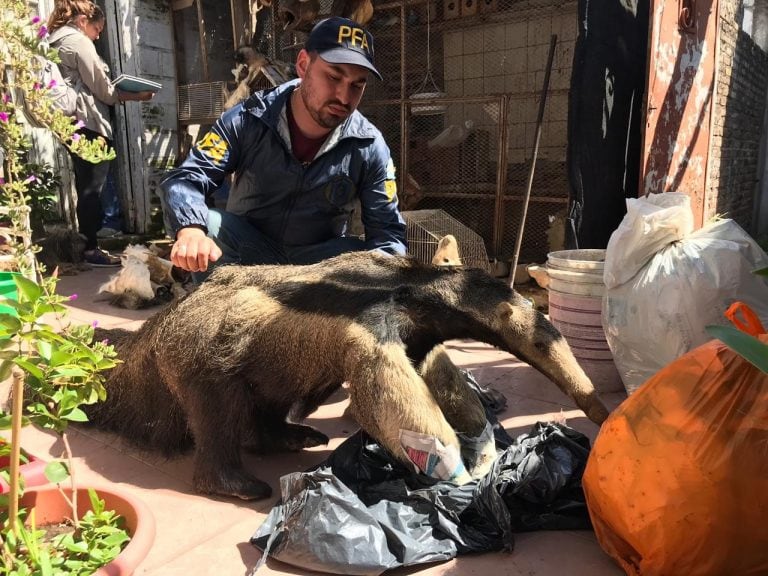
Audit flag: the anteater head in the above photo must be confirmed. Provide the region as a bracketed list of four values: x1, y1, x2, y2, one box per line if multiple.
[423, 268, 610, 425]
[490, 299, 609, 424]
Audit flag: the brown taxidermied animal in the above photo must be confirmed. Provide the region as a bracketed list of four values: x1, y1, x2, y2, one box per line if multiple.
[223, 47, 269, 111]
[330, 0, 374, 26]
[277, 0, 320, 32]
[87, 252, 609, 500]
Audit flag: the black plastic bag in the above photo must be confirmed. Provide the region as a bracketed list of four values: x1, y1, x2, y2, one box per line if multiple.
[251, 419, 592, 575]
[496, 423, 592, 531]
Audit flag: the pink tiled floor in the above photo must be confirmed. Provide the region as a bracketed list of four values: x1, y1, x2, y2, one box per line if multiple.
[4, 266, 628, 576]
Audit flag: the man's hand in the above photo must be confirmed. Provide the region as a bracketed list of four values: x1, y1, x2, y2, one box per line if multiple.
[171, 227, 222, 272]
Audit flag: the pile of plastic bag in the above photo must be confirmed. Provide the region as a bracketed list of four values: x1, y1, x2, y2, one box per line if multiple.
[250, 375, 595, 575]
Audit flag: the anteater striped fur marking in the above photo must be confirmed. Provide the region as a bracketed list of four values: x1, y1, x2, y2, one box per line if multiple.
[88, 252, 610, 500]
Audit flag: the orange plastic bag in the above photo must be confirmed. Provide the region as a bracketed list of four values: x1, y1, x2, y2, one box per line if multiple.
[583, 302, 768, 575]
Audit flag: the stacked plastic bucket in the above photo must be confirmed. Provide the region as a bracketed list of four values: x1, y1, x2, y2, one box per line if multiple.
[546, 250, 623, 393]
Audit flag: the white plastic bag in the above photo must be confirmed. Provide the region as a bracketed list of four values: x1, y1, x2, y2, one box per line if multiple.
[602, 193, 768, 394]
[603, 192, 694, 289]
[398, 428, 471, 483]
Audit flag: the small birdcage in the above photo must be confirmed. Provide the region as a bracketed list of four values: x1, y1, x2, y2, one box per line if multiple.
[403, 209, 489, 271]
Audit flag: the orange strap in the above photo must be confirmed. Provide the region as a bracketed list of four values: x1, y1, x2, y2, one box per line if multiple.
[725, 302, 766, 336]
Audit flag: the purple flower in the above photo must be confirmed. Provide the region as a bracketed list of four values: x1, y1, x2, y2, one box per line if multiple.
[2, 93, 10, 103]
[91, 320, 99, 328]
[37, 25, 48, 38]
[71, 133, 81, 141]
[0, 178, 5, 185]
[32, 82, 41, 91]
[74, 120, 85, 129]
[24, 175, 37, 183]
[31, 16, 41, 24]
[69, 293, 78, 301]
[101, 338, 110, 345]
[0, 112, 7, 122]
[47, 78, 57, 89]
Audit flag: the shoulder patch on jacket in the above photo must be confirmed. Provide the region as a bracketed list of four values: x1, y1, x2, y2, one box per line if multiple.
[386, 158, 396, 180]
[384, 158, 397, 201]
[196, 132, 229, 164]
[385, 180, 397, 201]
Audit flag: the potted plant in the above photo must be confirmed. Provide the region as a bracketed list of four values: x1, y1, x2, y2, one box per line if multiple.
[0, 270, 48, 495]
[0, 2, 155, 573]
[0, 437, 48, 494]
[706, 266, 768, 374]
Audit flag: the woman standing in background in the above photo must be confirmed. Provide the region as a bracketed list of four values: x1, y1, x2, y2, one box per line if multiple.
[47, 0, 154, 266]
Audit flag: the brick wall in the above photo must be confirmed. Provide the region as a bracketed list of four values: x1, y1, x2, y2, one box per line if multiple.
[707, 0, 768, 231]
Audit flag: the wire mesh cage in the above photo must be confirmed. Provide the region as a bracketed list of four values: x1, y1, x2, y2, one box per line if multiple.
[241, 0, 578, 264]
[402, 209, 490, 271]
[176, 82, 227, 124]
[352, 0, 578, 265]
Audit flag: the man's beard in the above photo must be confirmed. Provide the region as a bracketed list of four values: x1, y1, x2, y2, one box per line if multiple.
[299, 82, 349, 130]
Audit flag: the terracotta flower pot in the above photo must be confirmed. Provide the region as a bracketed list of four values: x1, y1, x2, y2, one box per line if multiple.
[0, 445, 48, 494]
[19, 484, 156, 576]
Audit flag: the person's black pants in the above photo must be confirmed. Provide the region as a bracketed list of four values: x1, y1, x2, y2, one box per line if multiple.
[69, 128, 113, 250]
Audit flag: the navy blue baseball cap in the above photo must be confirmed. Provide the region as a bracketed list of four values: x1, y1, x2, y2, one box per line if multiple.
[305, 17, 382, 80]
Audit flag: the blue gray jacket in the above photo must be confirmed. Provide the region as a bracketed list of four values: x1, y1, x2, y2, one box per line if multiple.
[161, 79, 406, 255]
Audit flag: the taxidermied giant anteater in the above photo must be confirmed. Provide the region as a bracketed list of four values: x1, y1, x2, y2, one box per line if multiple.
[88, 251, 610, 500]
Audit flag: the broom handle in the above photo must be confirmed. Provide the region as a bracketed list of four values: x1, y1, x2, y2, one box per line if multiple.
[508, 34, 557, 288]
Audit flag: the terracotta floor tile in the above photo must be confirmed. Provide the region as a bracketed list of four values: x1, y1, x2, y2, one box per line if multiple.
[2, 268, 629, 575]
[130, 484, 265, 572]
[141, 518, 272, 575]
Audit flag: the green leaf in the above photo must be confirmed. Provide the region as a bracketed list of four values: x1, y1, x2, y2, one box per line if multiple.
[14, 358, 44, 381]
[62, 539, 88, 553]
[44, 460, 70, 483]
[52, 366, 89, 378]
[37, 339, 53, 361]
[34, 303, 67, 315]
[753, 266, 768, 277]
[85, 387, 101, 404]
[13, 275, 42, 302]
[0, 312, 21, 330]
[0, 359, 12, 383]
[62, 407, 89, 422]
[706, 324, 768, 373]
[88, 488, 105, 513]
[49, 347, 73, 366]
[39, 549, 54, 576]
[0, 412, 30, 429]
[102, 532, 130, 547]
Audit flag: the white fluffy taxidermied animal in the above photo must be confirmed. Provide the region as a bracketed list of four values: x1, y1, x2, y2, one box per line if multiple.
[99, 245, 182, 309]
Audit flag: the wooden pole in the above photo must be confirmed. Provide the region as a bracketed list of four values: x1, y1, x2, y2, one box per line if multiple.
[8, 366, 25, 531]
[508, 34, 557, 288]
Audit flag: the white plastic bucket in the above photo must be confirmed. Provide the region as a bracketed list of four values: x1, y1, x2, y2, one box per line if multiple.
[546, 250, 623, 394]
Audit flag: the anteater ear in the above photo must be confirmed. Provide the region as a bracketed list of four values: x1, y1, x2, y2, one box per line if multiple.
[495, 301, 515, 322]
[431, 234, 463, 268]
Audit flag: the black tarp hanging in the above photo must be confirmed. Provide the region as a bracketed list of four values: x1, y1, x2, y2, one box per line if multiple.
[566, 0, 649, 249]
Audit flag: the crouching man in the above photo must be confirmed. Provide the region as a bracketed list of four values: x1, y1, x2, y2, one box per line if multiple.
[160, 17, 407, 277]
